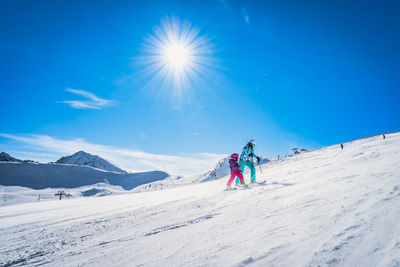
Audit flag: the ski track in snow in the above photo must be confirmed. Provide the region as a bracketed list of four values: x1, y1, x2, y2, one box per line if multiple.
[1, 133, 400, 266]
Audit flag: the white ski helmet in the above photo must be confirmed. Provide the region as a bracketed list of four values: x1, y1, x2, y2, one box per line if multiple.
[249, 139, 256, 146]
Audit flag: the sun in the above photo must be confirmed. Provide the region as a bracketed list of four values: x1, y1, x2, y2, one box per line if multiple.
[142, 17, 213, 98]
[163, 43, 190, 71]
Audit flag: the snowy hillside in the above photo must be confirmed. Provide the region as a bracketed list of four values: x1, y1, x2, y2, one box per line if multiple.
[0, 183, 128, 207]
[199, 156, 270, 182]
[55, 151, 126, 173]
[1, 132, 399, 266]
[0, 161, 168, 191]
[130, 156, 270, 193]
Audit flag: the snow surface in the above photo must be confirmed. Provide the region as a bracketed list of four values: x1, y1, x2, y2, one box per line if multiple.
[1, 133, 400, 266]
[0, 183, 128, 207]
[203, 156, 270, 181]
[130, 156, 271, 193]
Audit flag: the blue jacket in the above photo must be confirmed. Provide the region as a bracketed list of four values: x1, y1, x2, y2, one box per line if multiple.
[240, 144, 257, 162]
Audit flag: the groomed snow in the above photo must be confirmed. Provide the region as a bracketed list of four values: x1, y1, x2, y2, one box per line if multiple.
[0, 183, 128, 207]
[1, 133, 399, 266]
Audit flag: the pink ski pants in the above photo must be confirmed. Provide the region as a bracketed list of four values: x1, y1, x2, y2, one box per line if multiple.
[227, 172, 245, 186]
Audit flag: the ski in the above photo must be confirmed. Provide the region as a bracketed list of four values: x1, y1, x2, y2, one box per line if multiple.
[224, 187, 237, 191]
[248, 180, 267, 186]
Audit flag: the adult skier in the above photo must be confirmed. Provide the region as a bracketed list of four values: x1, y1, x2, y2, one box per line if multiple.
[236, 139, 260, 184]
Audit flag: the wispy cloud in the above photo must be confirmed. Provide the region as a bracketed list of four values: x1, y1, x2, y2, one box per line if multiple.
[185, 132, 199, 136]
[0, 134, 225, 175]
[59, 88, 113, 109]
[242, 7, 250, 24]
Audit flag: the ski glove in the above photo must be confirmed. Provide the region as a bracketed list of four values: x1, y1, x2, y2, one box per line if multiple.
[257, 156, 260, 163]
[249, 153, 254, 157]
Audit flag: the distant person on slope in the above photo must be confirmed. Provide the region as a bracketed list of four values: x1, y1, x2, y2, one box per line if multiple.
[226, 153, 247, 190]
[236, 139, 260, 184]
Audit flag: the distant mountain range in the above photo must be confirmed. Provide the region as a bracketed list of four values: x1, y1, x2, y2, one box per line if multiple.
[0, 150, 270, 191]
[0, 151, 126, 173]
[0, 151, 168, 190]
[0, 152, 37, 163]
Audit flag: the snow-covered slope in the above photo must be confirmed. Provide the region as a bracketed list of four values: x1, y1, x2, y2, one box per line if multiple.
[55, 151, 126, 173]
[1, 132, 399, 266]
[0, 162, 168, 190]
[129, 156, 270, 193]
[0, 183, 128, 206]
[197, 156, 270, 182]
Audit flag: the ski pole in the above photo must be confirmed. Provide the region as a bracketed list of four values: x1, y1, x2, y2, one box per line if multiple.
[255, 156, 262, 174]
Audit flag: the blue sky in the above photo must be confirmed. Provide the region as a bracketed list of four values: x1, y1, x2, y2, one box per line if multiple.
[1, 0, 399, 174]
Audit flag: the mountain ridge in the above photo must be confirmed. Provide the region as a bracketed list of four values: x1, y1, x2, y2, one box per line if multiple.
[55, 151, 127, 173]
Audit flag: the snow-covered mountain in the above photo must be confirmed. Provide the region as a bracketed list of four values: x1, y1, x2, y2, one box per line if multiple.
[0, 151, 169, 191]
[0, 151, 172, 195]
[1, 132, 399, 266]
[55, 151, 126, 173]
[0, 152, 21, 162]
[0, 161, 168, 190]
[0, 152, 38, 163]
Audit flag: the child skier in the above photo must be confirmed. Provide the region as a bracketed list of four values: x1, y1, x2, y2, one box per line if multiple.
[226, 153, 247, 190]
[236, 139, 260, 184]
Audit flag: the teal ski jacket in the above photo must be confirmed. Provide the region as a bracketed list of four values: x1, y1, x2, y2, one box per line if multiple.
[239, 144, 258, 162]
